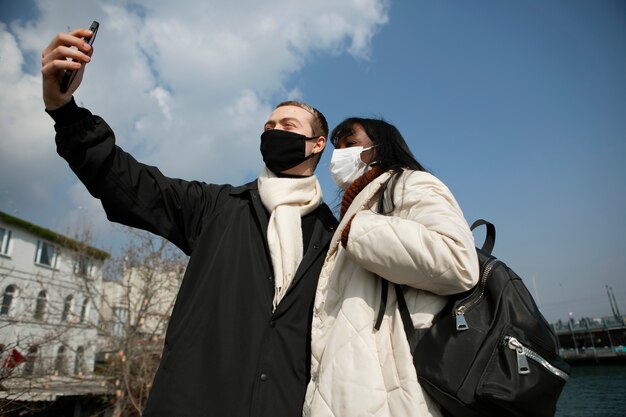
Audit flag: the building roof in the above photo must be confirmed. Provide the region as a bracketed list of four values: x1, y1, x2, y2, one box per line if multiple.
[0, 211, 110, 260]
[0, 376, 111, 402]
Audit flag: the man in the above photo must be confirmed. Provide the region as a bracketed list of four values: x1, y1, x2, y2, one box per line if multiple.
[42, 28, 338, 417]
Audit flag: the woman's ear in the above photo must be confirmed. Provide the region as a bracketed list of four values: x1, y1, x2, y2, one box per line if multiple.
[361, 146, 378, 164]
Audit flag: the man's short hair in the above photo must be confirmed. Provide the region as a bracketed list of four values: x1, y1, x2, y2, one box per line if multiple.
[275, 101, 328, 139]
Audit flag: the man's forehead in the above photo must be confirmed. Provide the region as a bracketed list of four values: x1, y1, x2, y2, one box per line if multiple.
[268, 105, 313, 122]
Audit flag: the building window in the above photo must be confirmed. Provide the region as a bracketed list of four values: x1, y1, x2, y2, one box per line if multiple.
[35, 241, 57, 268]
[54, 345, 67, 376]
[1, 285, 16, 316]
[74, 255, 92, 278]
[61, 295, 74, 321]
[74, 346, 85, 376]
[22, 346, 39, 376]
[0, 227, 12, 256]
[79, 298, 89, 323]
[112, 307, 129, 337]
[34, 290, 47, 320]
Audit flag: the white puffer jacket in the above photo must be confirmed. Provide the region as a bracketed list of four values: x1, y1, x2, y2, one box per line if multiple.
[304, 170, 479, 417]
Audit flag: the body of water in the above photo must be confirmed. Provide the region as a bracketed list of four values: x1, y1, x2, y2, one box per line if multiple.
[555, 364, 626, 417]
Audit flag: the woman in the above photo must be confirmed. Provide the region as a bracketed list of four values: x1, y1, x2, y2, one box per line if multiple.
[304, 118, 479, 417]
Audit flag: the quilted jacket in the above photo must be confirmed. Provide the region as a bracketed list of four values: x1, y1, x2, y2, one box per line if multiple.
[303, 170, 479, 417]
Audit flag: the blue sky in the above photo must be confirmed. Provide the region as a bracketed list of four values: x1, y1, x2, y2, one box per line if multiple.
[1, 0, 624, 322]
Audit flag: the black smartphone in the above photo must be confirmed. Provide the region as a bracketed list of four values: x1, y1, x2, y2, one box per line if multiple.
[60, 21, 99, 93]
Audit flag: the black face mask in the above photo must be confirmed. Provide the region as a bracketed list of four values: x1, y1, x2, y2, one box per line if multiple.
[260, 129, 318, 174]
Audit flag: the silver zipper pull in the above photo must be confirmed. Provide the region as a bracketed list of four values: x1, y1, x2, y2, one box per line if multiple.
[506, 336, 531, 375]
[515, 348, 531, 375]
[455, 307, 468, 331]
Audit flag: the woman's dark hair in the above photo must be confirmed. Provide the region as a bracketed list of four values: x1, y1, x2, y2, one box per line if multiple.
[330, 117, 428, 174]
[331, 117, 428, 214]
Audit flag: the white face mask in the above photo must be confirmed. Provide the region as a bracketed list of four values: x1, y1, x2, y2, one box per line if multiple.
[329, 146, 376, 190]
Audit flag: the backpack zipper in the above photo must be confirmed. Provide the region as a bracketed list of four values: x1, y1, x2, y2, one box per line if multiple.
[453, 257, 499, 331]
[503, 336, 569, 381]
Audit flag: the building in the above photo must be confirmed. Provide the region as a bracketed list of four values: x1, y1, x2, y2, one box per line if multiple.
[0, 211, 110, 414]
[553, 315, 626, 364]
[100, 265, 181, 345]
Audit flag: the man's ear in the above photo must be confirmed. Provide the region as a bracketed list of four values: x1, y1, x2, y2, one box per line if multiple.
[313, 136, 326, 154]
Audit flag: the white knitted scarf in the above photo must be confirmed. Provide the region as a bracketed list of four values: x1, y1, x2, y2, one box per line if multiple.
[257, 167, 323, 310]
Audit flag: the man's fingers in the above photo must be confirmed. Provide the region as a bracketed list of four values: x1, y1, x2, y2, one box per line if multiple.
[68, 28, 93, 38]
[45, 30, 93, 55]
[41, 27, 93, 62]
[43, 44, 91, 65]
[41, 58, 81, 77]
[56, 46, 91, 62]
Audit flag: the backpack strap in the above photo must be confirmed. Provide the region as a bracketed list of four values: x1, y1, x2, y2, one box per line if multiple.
[373, 176, 393, 330]
[374, 280, 388, 330]
[395, 284, 432, 351]
[470, 219, 496, 255]
[394, 284, 416, 342]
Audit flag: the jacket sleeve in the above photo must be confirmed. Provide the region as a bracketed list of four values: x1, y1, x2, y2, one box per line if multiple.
[51, 100, 225, 256]
[344, 171, 479, 295]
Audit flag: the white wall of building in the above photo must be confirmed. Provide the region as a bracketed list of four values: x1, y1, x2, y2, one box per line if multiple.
[0, 215, 107, 377]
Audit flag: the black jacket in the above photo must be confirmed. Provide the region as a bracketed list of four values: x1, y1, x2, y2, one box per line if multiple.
[51, 101, 338, 417]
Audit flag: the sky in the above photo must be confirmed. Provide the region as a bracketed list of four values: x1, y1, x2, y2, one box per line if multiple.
[0, 0, 624, 322]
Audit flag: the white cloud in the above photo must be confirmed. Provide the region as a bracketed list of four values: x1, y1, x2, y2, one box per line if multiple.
[0, 0, 389, 248]
[0, 24, 70, 216]
[0, 23, 23, 80]
[149, 86, 172, 121]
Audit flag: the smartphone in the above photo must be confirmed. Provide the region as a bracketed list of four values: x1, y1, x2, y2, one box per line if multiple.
[60, 21, 99, 93]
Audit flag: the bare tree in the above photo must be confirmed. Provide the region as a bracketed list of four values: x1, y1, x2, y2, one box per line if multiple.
[92, 228, 186, 417]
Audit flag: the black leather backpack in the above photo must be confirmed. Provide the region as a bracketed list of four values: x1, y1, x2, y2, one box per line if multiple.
[391, 219, 571, 417]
